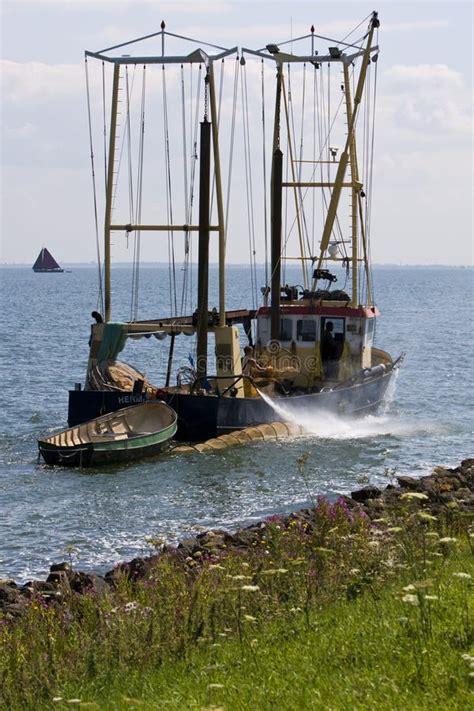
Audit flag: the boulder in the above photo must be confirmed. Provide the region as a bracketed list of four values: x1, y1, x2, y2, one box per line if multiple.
[396, 476, 420, 490]
[351, 485, 382, 503]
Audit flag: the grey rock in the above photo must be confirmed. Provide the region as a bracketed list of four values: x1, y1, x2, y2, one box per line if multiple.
[351, 485, 382, 503]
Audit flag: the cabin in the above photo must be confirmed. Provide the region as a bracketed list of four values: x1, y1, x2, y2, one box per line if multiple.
[254, 294, 378, 387]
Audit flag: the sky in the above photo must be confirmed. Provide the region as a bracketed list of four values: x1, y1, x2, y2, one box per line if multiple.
[1, 0, 472, 266]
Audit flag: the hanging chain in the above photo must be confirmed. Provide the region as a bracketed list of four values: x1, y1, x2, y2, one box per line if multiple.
[204, 69, 210, 121]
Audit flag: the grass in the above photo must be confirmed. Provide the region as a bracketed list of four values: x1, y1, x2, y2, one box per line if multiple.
[1, 498, 473, 710]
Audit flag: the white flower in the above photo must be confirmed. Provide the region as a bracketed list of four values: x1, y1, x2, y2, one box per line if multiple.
[243, 614, 257, 622]
[402, 584, 416, 592]
[402, 594, 419, 606]
[400, 492, 429, 500]
[439, 537, 457, 544]
[453, 572, 471, 580]
[418, 512, 437, 521]
[424, 595, 438, 601]
[208, 683, 224, 689]
[241, 584, 260, 592]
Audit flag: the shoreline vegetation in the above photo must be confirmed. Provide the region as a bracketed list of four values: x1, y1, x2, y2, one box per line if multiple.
[1, 459, 473, 709]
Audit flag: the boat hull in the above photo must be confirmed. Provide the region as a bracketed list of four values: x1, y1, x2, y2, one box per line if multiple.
[40, 401, 177, 467]
[68, 364, 397, 441]
[39, 430, 174, 466]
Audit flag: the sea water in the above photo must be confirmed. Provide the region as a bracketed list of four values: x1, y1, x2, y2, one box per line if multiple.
[0, 265, 472, 581]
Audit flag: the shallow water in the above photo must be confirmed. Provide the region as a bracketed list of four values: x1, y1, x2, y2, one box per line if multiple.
[0, 265, 472, 581]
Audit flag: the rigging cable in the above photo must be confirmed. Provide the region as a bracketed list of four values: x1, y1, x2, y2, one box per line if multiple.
[186, 63, 203, 317]
[241, 59, 258, 309]
[131, 65, 146, 320]
[261, 58, 269, 287]
[179, 63, 190, 316]
[367, 35, 379, 307]
[224, 56, 240, 244]
[102, 61, 107, 195]
[162, 63, 178, 318]
[85, 57, 104, 315]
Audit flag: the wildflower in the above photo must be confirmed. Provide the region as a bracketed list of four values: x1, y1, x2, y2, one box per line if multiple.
[241, 562, 250, 568]
[387, 527, 403, 533]
[349, 568, 360, 575]
[402, 594, 419, 606]
[229, 575, 250, 581]
[52, 699, 63, 703]
[241, 584, 260, 592]
[402, 584, 416, 592]
[453, 572, 471, 580]
[461, 654, 474, 663]
[208, 683, 224, 689]
[425, 532, 439, 539]
[250, 638, 258, 648]
[243, 614, 257, 622]
[439, 537, 457, 544]
[123, 602, 139, 613]
[209, 564, 225, 570]
[400, 492, 429, 500]
[424, 595, 439, 601]
[418, 512, 437, 522]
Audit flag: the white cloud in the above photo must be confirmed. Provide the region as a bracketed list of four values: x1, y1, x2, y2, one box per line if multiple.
[1, 60, 83, 105]
[380, 63, 472, 136]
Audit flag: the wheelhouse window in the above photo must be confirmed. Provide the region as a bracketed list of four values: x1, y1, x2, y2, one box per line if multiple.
[280, 318, 293, 341]
[296, 319, 316, 342]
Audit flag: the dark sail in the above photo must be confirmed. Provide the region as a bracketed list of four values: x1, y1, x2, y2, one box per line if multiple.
[32, 248, 64, 273]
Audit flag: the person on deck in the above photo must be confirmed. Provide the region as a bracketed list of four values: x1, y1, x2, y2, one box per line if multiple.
[242, 346, 268, 377]
[321, 321, 339, 378]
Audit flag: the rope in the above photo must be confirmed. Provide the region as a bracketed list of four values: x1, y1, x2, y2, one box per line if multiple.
[241, 61, 258, 309]
[130, 65, 146, 320]
[179, 64, 189, 316]
[161, 64, 178, 318]
[224, 56, 240, 243]
[260, 59, 269, 287]
[84, 57, 104, 315]
[102, 62, 107, 195]
[366, 35, 379, 306]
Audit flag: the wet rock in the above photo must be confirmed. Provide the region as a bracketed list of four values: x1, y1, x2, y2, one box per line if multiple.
[50, 562, 72, 574]
[177, 537, 201, 557]
[69, 572, 109, 596]
[0, 581, 19, 605]
[351, 485, 382, 503]
[46, 570, 71, 588]
[396, 476, 420, 490]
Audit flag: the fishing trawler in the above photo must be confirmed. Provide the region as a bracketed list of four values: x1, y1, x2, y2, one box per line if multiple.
[32, 247, 64, 273]
[68, 12, 402, 440]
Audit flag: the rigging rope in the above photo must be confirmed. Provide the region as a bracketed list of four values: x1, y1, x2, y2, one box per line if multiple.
[224, 56, 240, 244]
[260, 59, 269, 287]
[85, 57, 104, 315]
[130, 65, 146, 320]
[161, 64, 178, 318]
[241, 60, 258, 309]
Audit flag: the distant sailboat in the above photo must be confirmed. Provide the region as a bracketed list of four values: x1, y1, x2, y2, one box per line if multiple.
[32, 248, 64, 273]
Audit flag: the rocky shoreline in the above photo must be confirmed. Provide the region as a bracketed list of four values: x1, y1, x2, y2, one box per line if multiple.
[1, 458, 472, 620]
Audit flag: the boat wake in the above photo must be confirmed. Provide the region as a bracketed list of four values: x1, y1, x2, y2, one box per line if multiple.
[257, 388, 436, 441]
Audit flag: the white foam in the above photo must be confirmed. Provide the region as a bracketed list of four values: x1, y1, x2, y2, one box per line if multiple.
[258, 388, 437, 441]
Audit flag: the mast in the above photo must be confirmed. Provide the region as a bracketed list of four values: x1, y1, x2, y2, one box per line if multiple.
[270, 64, 283, 342]
[314, 12, 379, 299]
[196, 111, 211, 380]
[343, 61, 359, 307]
[104, 62, 120, 322]
[207, 60, 227, 328]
